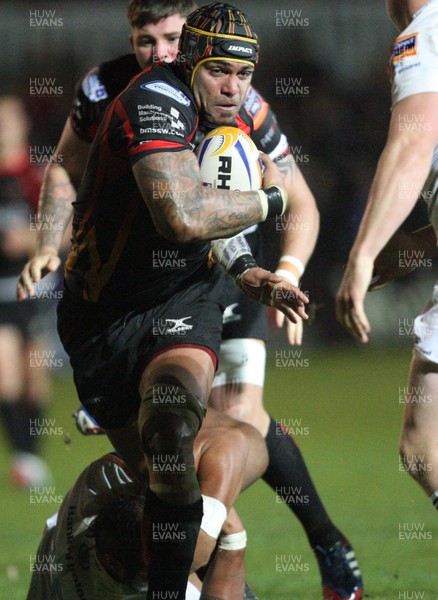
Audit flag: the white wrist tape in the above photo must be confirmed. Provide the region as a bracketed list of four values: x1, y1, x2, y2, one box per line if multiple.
[256, 189, 269, 221]
[279, 255, 305, 277]
[211, 234, 252, 272]
[218, 530, 247, 551]
[275, 269, 299, 287]
[201, 495, 227, 540]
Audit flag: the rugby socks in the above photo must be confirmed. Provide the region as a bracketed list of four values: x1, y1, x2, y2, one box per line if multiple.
[0, 400, 43, 454]
[143, 489, 203, 600]
[262, 416, 343, 548]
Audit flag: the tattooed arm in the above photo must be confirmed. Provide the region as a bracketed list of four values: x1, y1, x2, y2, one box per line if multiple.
[17, 120, 89, 300]
[132, 149, 285, 243]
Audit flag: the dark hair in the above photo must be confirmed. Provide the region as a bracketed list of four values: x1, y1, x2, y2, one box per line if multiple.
[127, 0, 198, 28]
[93, 495, 145, 579]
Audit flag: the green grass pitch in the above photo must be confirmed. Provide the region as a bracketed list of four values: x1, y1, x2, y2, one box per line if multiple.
[0, 346, 436, 599]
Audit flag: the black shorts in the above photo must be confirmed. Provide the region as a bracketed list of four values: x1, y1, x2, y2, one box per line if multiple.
[221, 230, 268, 342]
[57, 265, 226, 429]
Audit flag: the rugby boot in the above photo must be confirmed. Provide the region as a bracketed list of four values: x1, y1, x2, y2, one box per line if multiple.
[314, 539, 363, 600]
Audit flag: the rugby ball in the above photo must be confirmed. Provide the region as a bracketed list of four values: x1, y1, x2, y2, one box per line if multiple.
[196, 126, 262, 191]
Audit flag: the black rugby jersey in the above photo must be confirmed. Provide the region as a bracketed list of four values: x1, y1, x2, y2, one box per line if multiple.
[65, 58, 289, 308]
[65, 64, 208, 308]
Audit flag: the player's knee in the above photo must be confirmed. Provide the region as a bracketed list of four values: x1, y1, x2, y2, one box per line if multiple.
[139, 383, 205, 457]
[216, 420, 268, 473]
[400, 415, 423, 453]
[400, 431, 425, 482]
[400, 425, 415, 462]
[400, 425, 437, 476]
[141, 412, 195, 458]
[223, 421, 249, 453]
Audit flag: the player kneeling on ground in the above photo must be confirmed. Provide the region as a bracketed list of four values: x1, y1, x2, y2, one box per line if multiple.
[27, 408, 267, 599]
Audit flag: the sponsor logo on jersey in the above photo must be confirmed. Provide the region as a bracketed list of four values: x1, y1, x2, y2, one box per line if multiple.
[393, 33, 417, 62]
[137, 103, 162, 112]
[223, 303, 241, 324]
[140, 80, 191, 106]
[82, 71, 108, 103]
[164, 317, 193, 334]
[139, 126, 185, 138]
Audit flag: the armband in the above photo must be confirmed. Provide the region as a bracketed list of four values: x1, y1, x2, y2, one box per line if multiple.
[257, 185, 287, 220]
[228, 255, 257, 282]
[211, 234, 257, 282]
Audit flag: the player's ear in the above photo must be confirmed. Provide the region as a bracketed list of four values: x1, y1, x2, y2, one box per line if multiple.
[129, 33, 134, 51]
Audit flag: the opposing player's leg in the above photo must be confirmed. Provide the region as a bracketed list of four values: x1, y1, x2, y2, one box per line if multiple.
[193, 410, 267, 598]
[196, 407, 269, 499]
[0, 325, 26, 453]
[400, 353, 438, 502]
[200, 506, 247, 600]
[209, 337, 363, 599]
[401, 292, 438, 509]
[0, 324, 51, 486]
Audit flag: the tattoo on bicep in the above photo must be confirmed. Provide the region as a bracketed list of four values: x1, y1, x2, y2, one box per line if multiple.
[134, 151, 200, 237]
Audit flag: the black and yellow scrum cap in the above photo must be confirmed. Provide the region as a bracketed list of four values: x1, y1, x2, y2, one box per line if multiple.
[179, 2, 259, 87]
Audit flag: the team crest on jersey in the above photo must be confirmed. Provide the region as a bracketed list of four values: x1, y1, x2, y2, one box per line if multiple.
[81, 71, 108, 103]
[393, 33, 418, 63]
[140, 81, 191, 106]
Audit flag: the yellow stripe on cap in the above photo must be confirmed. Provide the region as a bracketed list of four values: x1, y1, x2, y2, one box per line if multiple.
[184, 23, 258, 44]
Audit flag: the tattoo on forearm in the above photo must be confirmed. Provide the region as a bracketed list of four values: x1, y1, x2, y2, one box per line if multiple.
[38, 180, 75, 250]
[134, 150, 263, 241]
